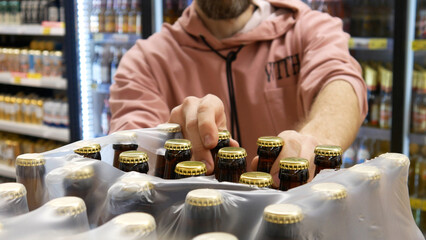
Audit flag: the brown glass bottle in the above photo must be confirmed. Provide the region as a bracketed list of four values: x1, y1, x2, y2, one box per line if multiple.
[182, 189, 224, 239]
[112, 142, 138, 168]
[0, 182, 29, 218]
[257, 203, 303, 240]
[279, 158, 309, 191]
[211, 130, 231, 175]
[15, 153, 47, 211]
[46, 197, 90, 233]
[163, 139, 192, 179]
[239, 171, 273, 188]
[314, 145, 342, 176]
[155, 123, 182, 178]
[118, 151, 149, 174]
[216, 147, 247, 183]
[74, 144, 102, 160]
[256, 136, 284, 173]
[175, 161, 207, 179]
[63, 165, 95, 202]
[104, 178, 154, 222]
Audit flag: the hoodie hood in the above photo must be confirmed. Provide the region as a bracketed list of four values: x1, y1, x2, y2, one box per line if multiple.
[170, 0, 310, 50]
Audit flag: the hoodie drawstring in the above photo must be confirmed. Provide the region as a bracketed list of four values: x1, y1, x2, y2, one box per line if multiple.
[200, 35, 244, 146]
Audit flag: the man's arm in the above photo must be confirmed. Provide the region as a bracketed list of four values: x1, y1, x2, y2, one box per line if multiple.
[251, 79, 362, 185]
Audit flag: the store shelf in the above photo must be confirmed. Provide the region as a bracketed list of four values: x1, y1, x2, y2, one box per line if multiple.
[92, 83, 111, 94]
[91, 33, 140, 44]
[0, 120, 69, 142]
[0, 23, 65, 36]
[357, 126, 391, 141]
[0, 72, 66, 90]
[410, 133, 426, 145]
[349, 37, 393, 50]
[412, 39, 426, 51]
[0, 164, 15, 179]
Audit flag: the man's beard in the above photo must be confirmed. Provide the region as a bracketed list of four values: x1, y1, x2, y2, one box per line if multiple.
[196, 0, 252, 19]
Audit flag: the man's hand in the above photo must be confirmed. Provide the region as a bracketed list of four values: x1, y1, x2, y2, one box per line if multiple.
[250, 130, 319, 188]
[168, 94, 239, 174]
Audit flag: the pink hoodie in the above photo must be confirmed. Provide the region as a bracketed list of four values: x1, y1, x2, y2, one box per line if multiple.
[109, 0, 368, 160]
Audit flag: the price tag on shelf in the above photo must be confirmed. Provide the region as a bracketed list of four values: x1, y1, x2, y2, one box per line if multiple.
[422, 199, 426, 211]
[368, 39, 388, 50]
[13, 76, 21, 84]
[410, 198, 422, 209]
[27, 73, 42, 79]
[42, 27, 51, 35]
[412, 40, 426, 51]
[93, 33, 104, 41]
[348, 38, 355, 49]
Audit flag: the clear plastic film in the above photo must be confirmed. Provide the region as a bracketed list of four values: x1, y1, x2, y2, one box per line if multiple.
[8, 126, 424, 239]
[0, 196, 90, 240]
[0, 182, 29, 220]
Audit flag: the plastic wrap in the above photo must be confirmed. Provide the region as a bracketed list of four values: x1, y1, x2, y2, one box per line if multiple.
[0, 182, 29, 219]
[57, 212, 158, 240]
[6, 127, 424, 239]
[0, 197, 90, 240]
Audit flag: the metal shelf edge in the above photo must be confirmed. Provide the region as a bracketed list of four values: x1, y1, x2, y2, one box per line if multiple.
[0, 120, 69, 142]
[0, 164, 15, 179]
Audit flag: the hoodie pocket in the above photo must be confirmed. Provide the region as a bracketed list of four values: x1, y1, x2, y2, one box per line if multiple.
[264, 87, 298, 133]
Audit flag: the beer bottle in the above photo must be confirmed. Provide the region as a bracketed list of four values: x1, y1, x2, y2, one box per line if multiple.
[15, 153, 47, 211]
[163, 139, 192, 179]
[257, 203, 303, 240]
[313, 145, 342, 176]
[256, 136, 284, 173]
[192, 232, 238, 240]
[216, 147, 247, 183]
[279, 157, 309, 191]
[74, 143, 102, 160]
[63, 165, 95, 202]
[45, 196, 90, 233]
[154, 123, 182, 178]
[104, 178, 154, 222]
[182, 189, 224, 239]
[104, 0, 115, 33]
[239, 171, 273, 188]
[0, 182, 29, 219]
[108, 212, 157, 239]
[111, 131, 139, 168]
[128, 0, 141, 34]
[118, 150, 149, 174]
[174, 161, 207, 179]
[211, 130, 231, 175]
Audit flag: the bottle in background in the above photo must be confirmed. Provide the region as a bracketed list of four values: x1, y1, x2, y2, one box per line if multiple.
[116, 0, 129, 33]
[356, 137, 372, 164]
[104, 0, 115, 33]
[364, 64, 380, 127]
[90, 0, 102, 33]
[412, 69, 426, 133]
[379, 65, 392, 129]
[101, 97, 111, 136]
[342, 140, 357, 168]
[128, 0, 141, 34]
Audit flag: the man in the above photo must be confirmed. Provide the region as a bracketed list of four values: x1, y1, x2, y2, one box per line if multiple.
[109, 0, 367, 185]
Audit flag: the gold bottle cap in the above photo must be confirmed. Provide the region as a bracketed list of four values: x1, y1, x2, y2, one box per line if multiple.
[349, 165, 381, 180]
[314, 145, 342, 156]
[218, 130, 231, 140]
[119, 151, 149, 164]
[156, 123, 181, 133]
[47, 197, 86, 216]
[217, 147, 247, 160]
[192, 232, 238, 240]
[164, 139, 192, 150]
[239, 172, 273, 188]
[54, 51, 63, 57]
[257, 136, 284, 147]
[112, 212, 156, 236]
[279, 158, 309, 170]
[65, 165, 95, 180]
[378, 153, 409, 166]
[175, 161, 207, 176]
[16, 153, 45, 166]
[118, 178, 154, 192]
[0, 183, 27, 201]
[263, 204, 303, 224]
[74, 144, 101, 154]
[185, 189, 223, 207]
[311, 183, 348, 200]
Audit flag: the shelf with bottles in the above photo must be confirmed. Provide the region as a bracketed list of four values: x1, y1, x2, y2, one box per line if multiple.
[0, 131, 65, 178]
[0, 72, 66, 90]
[408, 142, 426, 233]
[0, 120, 69, 142]
[413, 40, 426, 52]
[0, 22, 65, 36]
[91, 33, 140, 44]
[349, 37, 393, 51]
